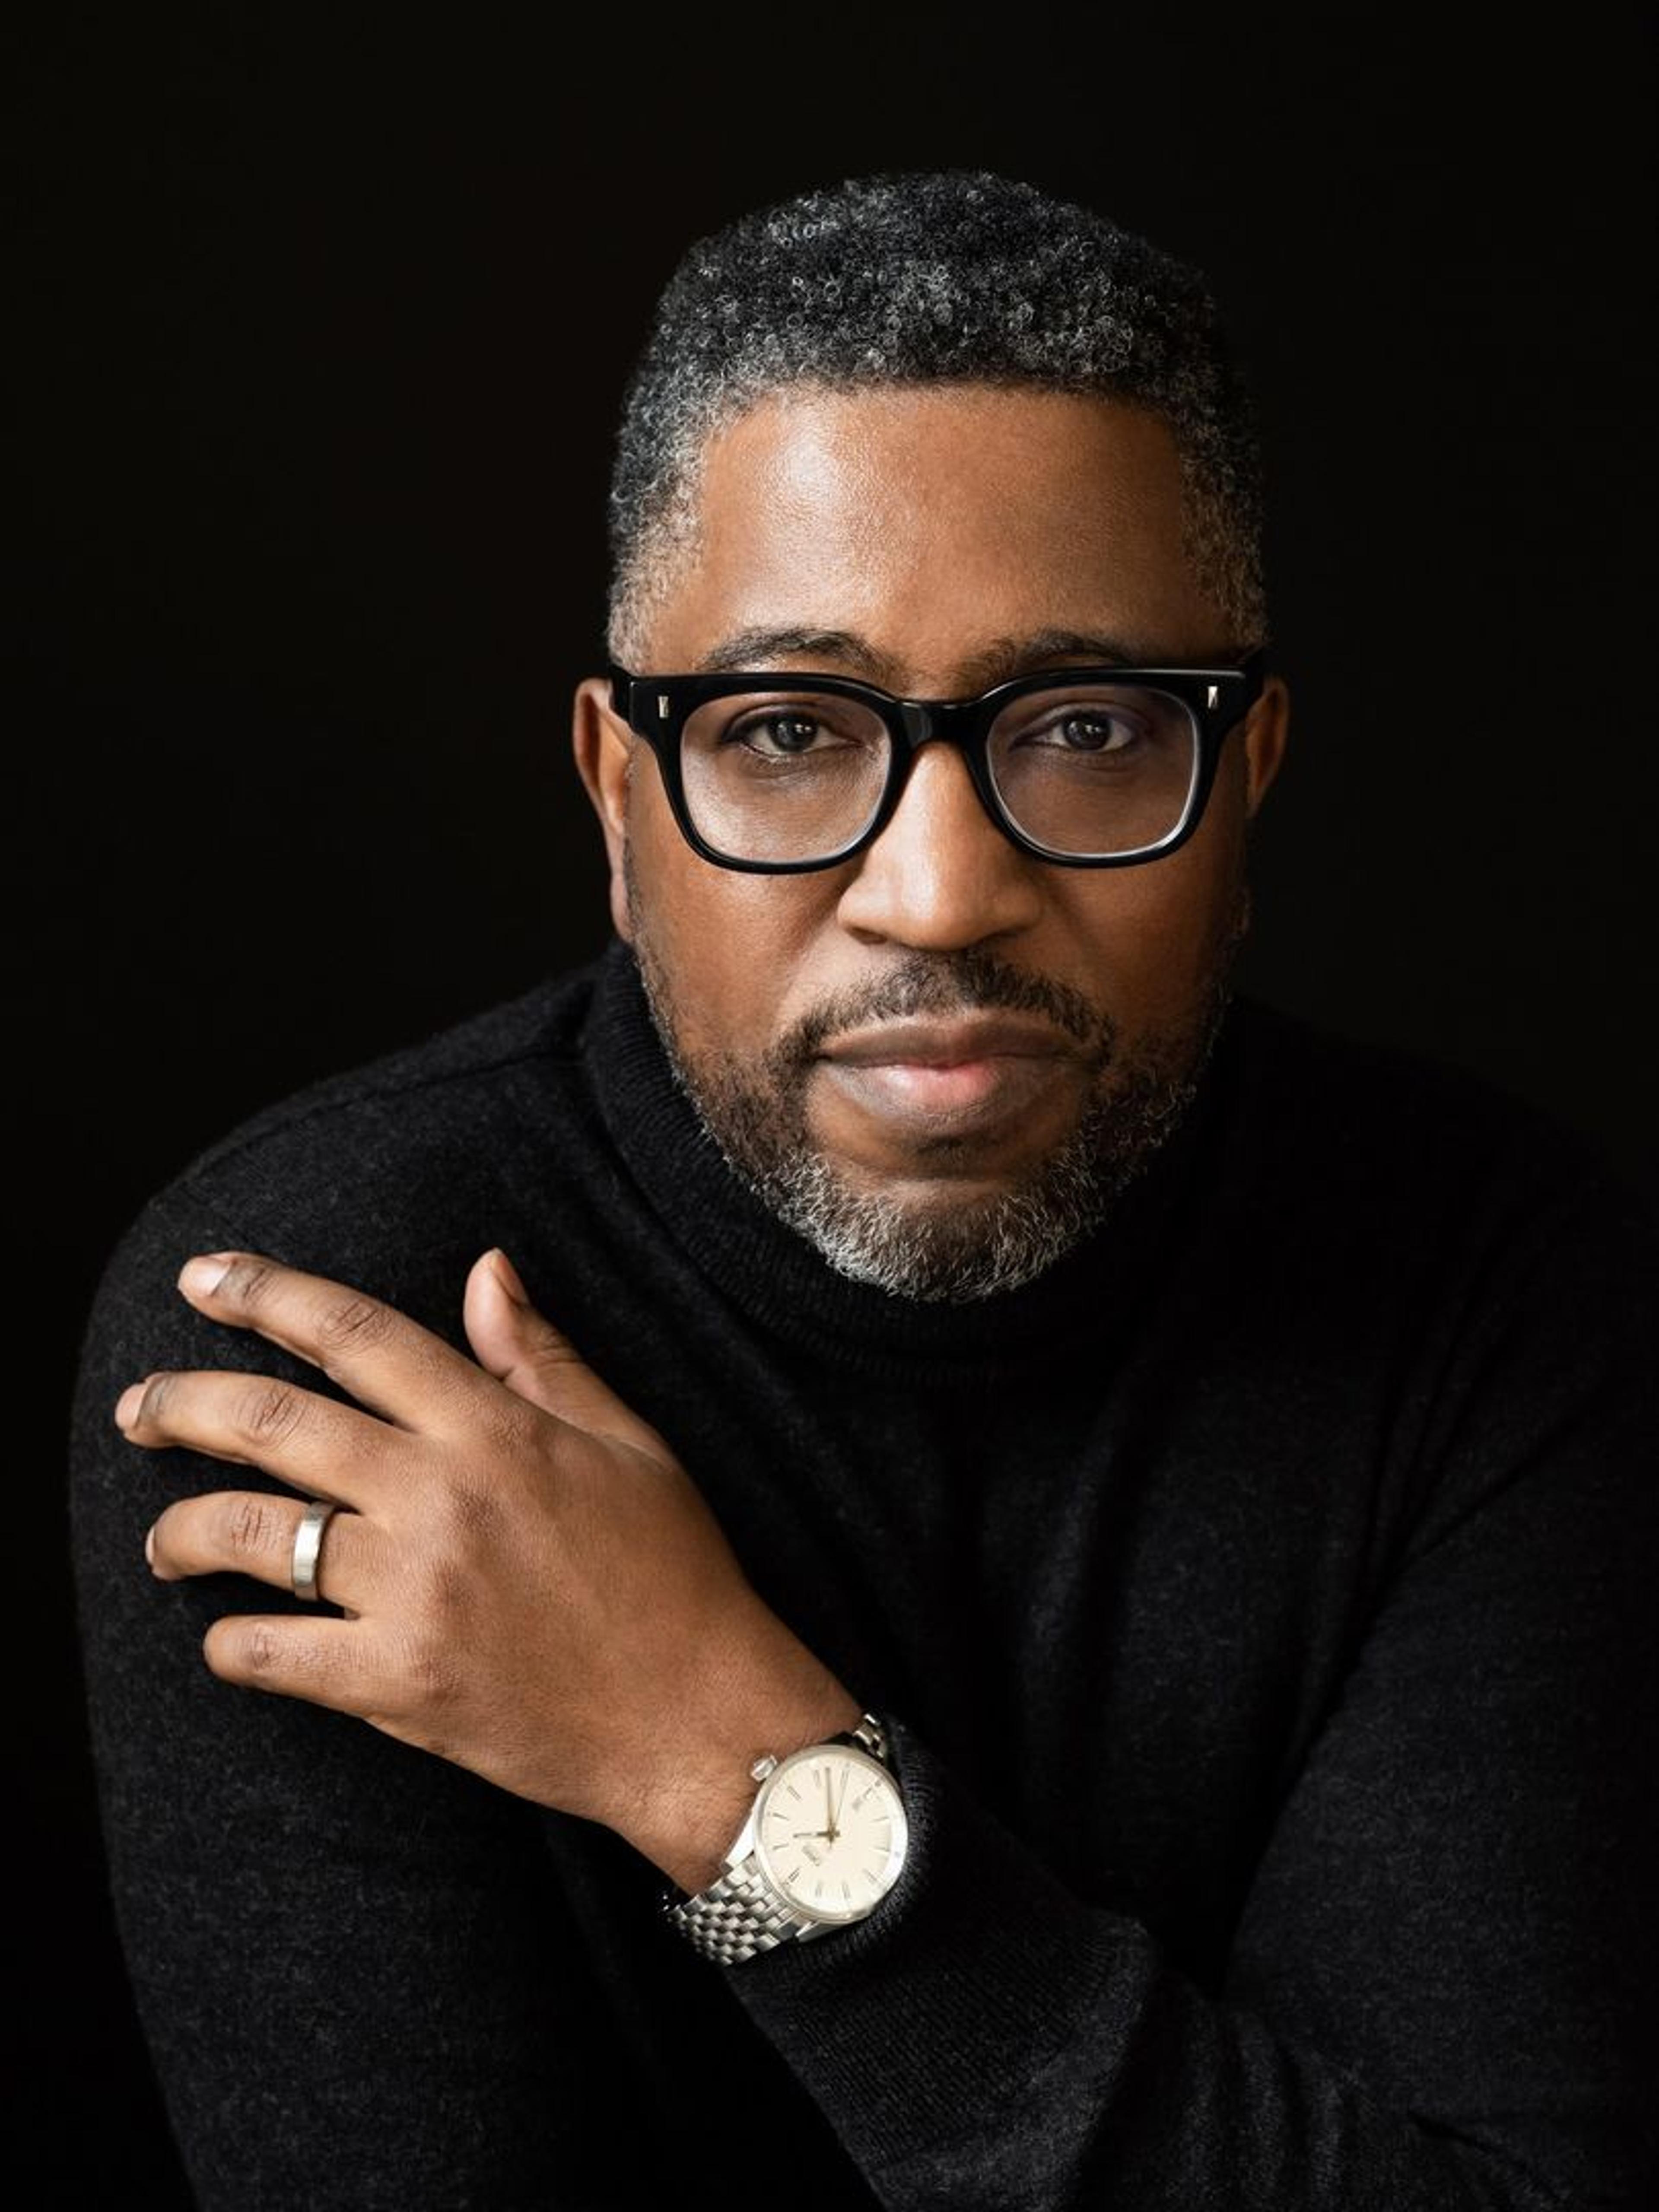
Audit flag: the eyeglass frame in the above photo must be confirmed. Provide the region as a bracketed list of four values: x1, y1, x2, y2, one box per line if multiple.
[606, 651, 1268, 874]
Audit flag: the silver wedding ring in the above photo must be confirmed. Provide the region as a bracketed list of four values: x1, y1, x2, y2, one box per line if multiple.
[291, 1498, 339, 1603]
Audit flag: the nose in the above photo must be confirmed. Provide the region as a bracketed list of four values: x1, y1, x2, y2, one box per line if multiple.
[834, 739, 1046, 949]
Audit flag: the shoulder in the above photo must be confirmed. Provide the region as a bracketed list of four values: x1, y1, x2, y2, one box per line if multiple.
[87, 949, 620, 1340]
[1207, 995, 1659, 1397]
[1184, 1004, 1659, 1567]
[191, 958, 597, 1172]
[1218, 995, 1652, 1232]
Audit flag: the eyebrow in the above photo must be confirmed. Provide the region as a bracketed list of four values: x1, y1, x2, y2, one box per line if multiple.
[693, 625, 1161, 690]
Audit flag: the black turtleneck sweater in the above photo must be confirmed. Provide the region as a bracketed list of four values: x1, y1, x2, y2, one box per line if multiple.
[68, 941, 1658, 2210]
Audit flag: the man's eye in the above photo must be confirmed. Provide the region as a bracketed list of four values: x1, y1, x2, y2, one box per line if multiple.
[756, 714, 822, 753]
[1039, 711, 1141, 753]
[727, 711, 831, 755]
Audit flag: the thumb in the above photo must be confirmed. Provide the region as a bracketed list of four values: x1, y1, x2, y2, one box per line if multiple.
[464, 1249, 674, 1461]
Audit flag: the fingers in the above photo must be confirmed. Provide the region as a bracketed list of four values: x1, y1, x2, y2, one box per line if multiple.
[463, 1249, 675, 1460]
[201, 1612, 387, 1716]
[200, 1614, 471, 1774]
[174, 1251, 488, 1434]
[149, 1489, 379, 1611]
[115, 1365, 397, 1510]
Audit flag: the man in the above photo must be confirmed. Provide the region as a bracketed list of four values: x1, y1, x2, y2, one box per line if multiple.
[70, 171, 1656, 2209]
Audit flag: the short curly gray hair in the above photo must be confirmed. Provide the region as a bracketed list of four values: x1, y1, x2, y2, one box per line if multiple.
[605, 170, 1266, 663]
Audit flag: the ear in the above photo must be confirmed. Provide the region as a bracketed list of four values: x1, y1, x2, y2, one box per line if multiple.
[1242, 674, 1290, 817]
[572, 676, 635, 944]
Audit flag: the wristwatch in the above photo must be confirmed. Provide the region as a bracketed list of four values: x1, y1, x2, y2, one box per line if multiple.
[663, 1712, 909, 1964]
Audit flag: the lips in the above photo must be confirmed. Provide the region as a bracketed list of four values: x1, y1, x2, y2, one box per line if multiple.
[819, 1015, 1074, 1068]
[816, 1015, 1080, 1139]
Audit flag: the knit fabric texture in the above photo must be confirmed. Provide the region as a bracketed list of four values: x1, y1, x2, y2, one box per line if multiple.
[69, 939, 1659, 2209]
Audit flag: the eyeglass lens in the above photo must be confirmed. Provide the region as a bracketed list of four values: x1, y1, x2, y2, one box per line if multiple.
[677, 683, 1201, 863]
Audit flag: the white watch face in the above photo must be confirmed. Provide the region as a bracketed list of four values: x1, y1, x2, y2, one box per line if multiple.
[753, 1743, 909, 1924]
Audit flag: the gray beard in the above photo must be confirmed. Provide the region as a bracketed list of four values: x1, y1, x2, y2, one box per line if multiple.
[625, 855, 1241, 1305]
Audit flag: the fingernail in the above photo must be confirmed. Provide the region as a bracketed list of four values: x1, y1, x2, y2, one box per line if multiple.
[144, 1521, 156, 1567]
[490, 1249, 529, 1306]
[178, 1253, 236, 1299]
[114, 1383, 145, 1431]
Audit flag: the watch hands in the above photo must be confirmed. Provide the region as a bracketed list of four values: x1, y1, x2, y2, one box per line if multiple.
[789, 1765, 863, 1849]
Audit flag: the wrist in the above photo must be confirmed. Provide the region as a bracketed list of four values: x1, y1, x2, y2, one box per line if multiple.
[663, 1711, 908, 1964]
[618, 1631, 862, 1893]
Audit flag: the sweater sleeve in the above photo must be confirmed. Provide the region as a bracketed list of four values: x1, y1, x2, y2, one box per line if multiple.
[721, 1187, 1659, 2210]
[67, 1183, 630, 2212]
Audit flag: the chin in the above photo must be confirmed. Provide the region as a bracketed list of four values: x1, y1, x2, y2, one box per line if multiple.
[769, 1154, 1112, 1303]
[751, 1091, 1179, 1303]
[832, 1156, 1042, 1213]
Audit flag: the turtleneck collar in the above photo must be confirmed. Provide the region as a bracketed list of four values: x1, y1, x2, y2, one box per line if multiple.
[579, 936, 1226, 1386]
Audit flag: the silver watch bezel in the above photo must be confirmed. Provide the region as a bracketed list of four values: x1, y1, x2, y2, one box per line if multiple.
[748, 1738, 910, 1927]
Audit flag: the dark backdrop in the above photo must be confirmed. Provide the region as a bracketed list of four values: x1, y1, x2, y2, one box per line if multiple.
[10, 7, 1655, 2198]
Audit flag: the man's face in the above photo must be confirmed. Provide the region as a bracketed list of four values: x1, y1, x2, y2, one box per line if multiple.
[575, 386, 1288, 1300]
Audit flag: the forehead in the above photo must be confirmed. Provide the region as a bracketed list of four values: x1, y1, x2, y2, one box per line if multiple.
[641, 385, 1227, 681]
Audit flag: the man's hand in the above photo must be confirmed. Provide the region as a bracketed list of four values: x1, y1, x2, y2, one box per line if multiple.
[115, 1248, 860, 1892]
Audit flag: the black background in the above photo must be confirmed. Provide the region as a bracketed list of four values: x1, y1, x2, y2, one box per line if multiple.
[10, 6, 1656, 2197]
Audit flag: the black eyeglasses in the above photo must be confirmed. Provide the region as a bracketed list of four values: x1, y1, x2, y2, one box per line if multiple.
[607, 653, 1266, 872]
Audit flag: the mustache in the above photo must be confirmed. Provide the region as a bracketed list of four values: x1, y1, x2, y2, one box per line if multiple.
[770, 948, 1116, 1073]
